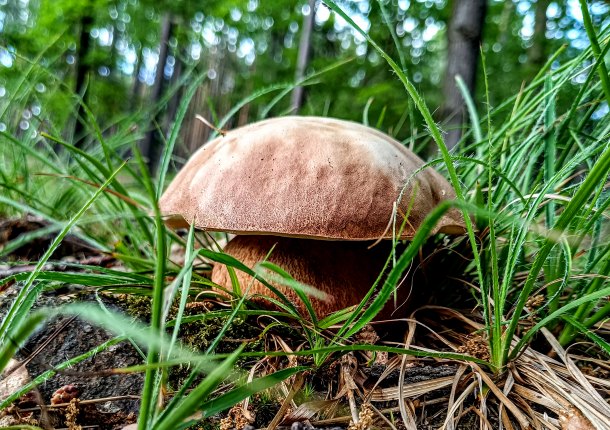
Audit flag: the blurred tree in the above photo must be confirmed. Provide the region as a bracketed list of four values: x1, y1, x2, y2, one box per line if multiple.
[441, 0, 488, 150]
[528, 0, 552, 74]
[140, 12, 173, 173]
[1, 0, 607, 160]
[73, 11, 93, 145]
[291, 0, 316, 113]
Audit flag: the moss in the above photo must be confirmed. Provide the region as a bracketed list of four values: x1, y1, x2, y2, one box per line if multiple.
[117, 293, 152, 322]
[178, 314, 264, 354]
[251, 392, 281, 428]
[168, 312, 266, 390]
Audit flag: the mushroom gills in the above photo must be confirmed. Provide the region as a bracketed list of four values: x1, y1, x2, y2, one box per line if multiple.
[211, 235, 416, 319]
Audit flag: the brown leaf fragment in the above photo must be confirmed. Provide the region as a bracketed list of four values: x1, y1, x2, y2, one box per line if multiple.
[0, 359, 30, 402]
[559, 406, 595, 430]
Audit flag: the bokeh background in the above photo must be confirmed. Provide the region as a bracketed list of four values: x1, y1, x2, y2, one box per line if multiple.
[1, 0, 608, 169]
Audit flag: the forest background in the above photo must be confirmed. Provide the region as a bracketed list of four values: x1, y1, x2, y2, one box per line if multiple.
[1, 0, 608, 172]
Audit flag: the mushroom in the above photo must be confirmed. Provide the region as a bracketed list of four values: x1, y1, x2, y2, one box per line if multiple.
[159, 116, 465, 318]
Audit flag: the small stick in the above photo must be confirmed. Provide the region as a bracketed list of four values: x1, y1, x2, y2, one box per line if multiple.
[19, 395, 141, 411]
[195, 115, 227, 136]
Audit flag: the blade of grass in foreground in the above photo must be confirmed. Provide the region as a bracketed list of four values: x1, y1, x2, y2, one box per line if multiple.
[152, 346, 243, 430]
[513, 285, 610, 357]
[344, 199, 466, 337]
[479, 51, 505, 369]
[199, 366, 307, 418]
[0, 303, 202, 368]
[133, 145, 167, 429]
[562, 316, 610, 356]
[196, 248, 301, 317]
[158, 367, 306, 429]
[578, 0, 610, 105]
[255, 261, 327, 326]
[542, 74, 561, 316]
[166, 224, 197, 358]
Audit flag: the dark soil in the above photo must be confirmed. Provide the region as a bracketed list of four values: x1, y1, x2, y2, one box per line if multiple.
[0, 289, 144, 428]
[0, 215, 143, 428]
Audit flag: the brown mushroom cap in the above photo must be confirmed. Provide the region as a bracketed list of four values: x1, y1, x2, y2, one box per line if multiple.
[159, 116, 465, 240]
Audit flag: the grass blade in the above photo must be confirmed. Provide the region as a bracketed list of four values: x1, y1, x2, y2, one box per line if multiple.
[153, 346, 244, 430]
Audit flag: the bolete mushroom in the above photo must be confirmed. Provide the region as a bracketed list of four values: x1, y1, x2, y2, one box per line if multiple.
[159, 116, 465, 318]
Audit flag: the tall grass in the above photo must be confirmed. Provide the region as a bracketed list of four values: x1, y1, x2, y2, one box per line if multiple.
[0, 54, 310, 427]
[324, 0, 610, 371]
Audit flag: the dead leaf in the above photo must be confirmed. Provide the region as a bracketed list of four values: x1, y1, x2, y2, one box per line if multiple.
[559, 406, 595, 430]
[0, 359, 30, 402]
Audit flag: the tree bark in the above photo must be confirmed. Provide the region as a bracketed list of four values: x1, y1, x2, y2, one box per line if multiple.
[131, 44, 144, 110]
[140, 13, 173, 175]
[73, 13, 93, 146]
[528, 0, 551, 73]
[441, 0, 488, 150]
[290, 0, 316, 113]
[165, 50, 183, 131]
[238, 66, 255, 126]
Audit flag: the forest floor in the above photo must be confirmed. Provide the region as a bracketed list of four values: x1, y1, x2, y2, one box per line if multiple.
[0, 215, 606, 430]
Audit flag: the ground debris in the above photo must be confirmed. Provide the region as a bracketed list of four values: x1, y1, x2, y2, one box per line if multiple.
[64, 398, 82, 430]
[456, 333, 490, 361]
[51, 384, 80, 405]
[558, 406, 595, 430]
[346, 403, 373, 430]
[221, 405, 254, 430]
[0, 214, 98, 262]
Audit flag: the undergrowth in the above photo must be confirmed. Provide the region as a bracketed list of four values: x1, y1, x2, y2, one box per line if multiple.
[0, 1, 609, 429]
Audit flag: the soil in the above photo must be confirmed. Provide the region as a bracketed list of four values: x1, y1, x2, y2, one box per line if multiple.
[0, 216, 143, 428]
[0, 288, 144, 428]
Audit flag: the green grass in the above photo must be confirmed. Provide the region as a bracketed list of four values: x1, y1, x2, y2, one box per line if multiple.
[326, 0, 610, 373]
[1, 1, 609, 427]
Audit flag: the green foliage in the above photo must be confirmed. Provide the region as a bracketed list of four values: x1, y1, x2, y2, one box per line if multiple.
[0, 62, 302, 428]
[318, 0, 610, 373]
[3, 0, 605, 147]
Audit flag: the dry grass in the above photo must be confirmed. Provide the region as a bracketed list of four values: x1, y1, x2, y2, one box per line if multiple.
[241, 305, 610, 429]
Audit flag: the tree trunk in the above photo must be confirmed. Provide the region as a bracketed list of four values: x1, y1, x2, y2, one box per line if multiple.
[238, 65, 255, 126]
[73, 13, 93, 146]
[165, 49, 183, 131]
[441, 0, 487, 150]
[290, 0, 316, 114]
[140, 13, 173, 175]
[131, 44, 144, 110]
[528, 0, 551, 74]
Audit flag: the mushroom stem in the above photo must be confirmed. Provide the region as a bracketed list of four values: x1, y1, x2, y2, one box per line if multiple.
[211, 235, 414, 319]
